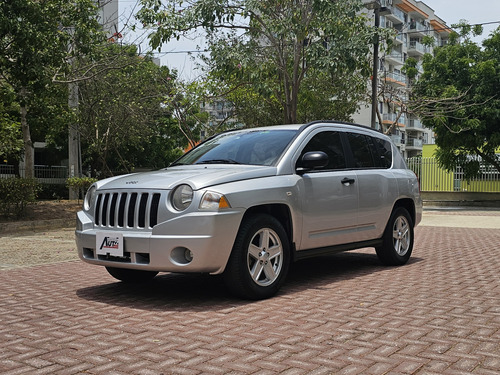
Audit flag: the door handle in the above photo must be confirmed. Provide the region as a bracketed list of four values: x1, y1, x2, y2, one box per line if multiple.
[341, 177, 355, 186]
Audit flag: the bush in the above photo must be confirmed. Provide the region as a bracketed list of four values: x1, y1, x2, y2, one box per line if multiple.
[0, 177, 40, 219]
[66, 176, 98, 200]
[38, 183, 70, 200]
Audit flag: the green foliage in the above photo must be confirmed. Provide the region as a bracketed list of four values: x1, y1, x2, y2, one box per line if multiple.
[0, 178, 40, 219]
[138, 0, 376, 124]
[162, 80, 211, 144]
[421, 35, 435, 47]
[66, 177, 98, 199]
[412, 26, 500, 178]
[0, 0, 103, 89]
[0, 86, 22, 161]
[38, 184, 70, 200]
[451, 20, 484, 40]
[77, 44, 187, 176]
[402, 57, 419, 82]
[0, 0, 105, 177]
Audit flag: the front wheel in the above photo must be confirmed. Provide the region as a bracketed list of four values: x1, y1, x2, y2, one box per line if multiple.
[223, 214, 290, 300]
[105, 267, 158, 283]
[376, 207, 414, 266]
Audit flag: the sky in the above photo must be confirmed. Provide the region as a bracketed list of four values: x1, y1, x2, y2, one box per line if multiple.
[119, 0, 500, 80]
[426, 0, 500, 42]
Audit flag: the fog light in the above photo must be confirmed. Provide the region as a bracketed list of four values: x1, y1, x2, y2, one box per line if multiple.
[170, 247, 193, 265]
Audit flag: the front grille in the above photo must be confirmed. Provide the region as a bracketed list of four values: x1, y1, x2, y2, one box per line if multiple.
[94, 191, 161, 229]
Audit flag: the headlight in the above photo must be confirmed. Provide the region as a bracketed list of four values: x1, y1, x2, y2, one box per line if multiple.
[83, 184, 97, 211]
[171, 184, 194, 211]
[199, 191, 231, 210]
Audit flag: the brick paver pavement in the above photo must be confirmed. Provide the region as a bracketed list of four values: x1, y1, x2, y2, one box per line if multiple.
[0, 211, 499, 374]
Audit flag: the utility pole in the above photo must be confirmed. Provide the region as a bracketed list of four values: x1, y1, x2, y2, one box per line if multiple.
[371, 4, 380, 129]
[68, 81, 80, 199]
[363, 0, 382, 129]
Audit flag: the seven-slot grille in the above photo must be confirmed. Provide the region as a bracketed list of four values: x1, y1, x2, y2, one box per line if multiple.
[94, 191, 161, 229]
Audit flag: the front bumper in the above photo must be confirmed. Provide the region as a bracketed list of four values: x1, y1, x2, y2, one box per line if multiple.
[75, 208, 244, 275]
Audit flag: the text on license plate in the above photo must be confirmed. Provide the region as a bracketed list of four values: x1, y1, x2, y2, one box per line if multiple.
[96, 232, 124, 257]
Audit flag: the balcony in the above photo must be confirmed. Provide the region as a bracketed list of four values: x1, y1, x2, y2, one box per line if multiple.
[407, 118, 424, 131]
[385, 51, 404, 65]
[409, 21, 427, 36]
[383, 113, 406, 126]
[384, 71, 407, 86]
[393, 32, 406, 45]
[406, 138, 423, 150]
[390, 135, 405, 152]
[408, 41, 428, 56]
[380, 2, 405, 24]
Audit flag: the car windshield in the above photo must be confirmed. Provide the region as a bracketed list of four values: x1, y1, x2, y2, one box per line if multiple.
[172, 129, 298, 166]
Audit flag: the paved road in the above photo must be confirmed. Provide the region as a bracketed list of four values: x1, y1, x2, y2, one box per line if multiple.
[0, 209, 499, 374]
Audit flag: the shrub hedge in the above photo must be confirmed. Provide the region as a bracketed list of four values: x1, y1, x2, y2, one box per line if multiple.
[66, 176, 98, 200]
[0, 178, 40, 219]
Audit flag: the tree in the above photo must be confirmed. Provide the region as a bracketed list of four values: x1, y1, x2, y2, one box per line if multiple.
[0, 86, 23, 163]
[0, 0, 103, 178]
[162, 80, 208, 149]
[138, 0, 377, 125]
[411, 26, 500, 178]
[77, 44, 186, 176]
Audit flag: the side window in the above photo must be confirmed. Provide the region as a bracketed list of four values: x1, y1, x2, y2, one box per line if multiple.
[297, 131, 346, 170]
[372, 137, 393, 168]
[346, 133, 376, 168]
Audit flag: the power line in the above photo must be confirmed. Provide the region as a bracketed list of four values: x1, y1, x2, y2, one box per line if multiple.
[142, 20, 500, 56]
[397, 20, 500, 36]
[152, 50, 209, 55]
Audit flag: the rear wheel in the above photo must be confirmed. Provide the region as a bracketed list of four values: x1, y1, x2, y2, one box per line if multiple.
[376, 207, 414, 266]
[223, 214, 290, 300]
[105, 267, 158, 283]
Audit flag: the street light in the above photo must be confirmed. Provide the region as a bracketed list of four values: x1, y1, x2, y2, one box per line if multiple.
[364, 0, 382, 129]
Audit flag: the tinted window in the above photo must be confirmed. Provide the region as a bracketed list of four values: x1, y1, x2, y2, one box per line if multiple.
[297, 131, 346, 170]
[346, 133, 376, 168]
[372, 137, 393, 168]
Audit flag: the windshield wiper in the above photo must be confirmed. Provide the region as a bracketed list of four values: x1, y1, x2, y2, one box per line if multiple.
[197, 159, 241, 165]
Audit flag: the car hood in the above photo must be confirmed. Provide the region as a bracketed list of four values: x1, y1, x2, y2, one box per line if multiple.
[96, 165, 278, 191]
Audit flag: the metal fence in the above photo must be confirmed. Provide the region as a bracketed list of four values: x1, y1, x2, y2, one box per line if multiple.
[2, 160, 499, 193]
[0, 165, 133, 184]
[407, 157, 500, 193]
[0, 165, 68, 184]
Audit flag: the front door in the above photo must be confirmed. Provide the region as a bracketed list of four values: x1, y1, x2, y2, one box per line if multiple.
[295, 130, 359, 250]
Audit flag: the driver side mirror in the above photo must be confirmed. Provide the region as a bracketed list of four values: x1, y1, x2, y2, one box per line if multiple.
[296, 151, 329, 174]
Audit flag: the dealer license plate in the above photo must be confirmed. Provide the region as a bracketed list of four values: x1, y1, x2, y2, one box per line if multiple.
[96, 232, 124, 257]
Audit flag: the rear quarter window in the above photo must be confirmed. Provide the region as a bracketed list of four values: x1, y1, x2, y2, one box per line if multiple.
[372, 137, 393, 169]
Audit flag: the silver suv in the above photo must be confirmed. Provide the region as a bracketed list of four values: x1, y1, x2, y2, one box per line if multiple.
[76, 121, 422, 299]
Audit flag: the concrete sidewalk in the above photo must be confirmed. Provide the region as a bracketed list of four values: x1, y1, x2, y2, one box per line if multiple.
[420, 207, 500, 228]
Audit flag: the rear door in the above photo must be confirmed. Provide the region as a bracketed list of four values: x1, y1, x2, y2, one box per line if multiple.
[344, 132, 396, 241]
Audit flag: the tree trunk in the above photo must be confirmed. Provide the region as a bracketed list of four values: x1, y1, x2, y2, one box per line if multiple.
[20, 102, 34, 178]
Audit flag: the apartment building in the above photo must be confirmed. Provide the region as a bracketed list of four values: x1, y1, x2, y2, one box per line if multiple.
[97, 0, 119, 38]
[354, 0, 450, 158]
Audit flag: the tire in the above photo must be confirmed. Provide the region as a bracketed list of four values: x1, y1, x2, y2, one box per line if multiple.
[223, 214, 290, 300]
[376, 207, 414, 266]
[105, 267, 158, 283]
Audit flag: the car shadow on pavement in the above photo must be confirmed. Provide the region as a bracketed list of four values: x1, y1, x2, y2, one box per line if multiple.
[76, 250, 422, 311]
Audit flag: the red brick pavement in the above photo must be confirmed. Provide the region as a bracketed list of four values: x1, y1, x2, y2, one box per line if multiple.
[1, 225, 499, 374]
